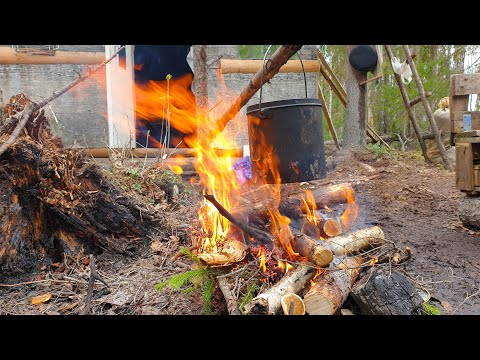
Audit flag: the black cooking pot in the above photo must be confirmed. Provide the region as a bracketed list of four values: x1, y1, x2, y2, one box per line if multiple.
[246, 51, 326, 184]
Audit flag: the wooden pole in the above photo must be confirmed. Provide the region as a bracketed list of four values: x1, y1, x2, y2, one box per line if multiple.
[316, 79, 341, 150]
[206, 45, 303, 145]
[317, 50, 347, 103]
[384, 45, 430, 162]
[219, 59, 319, 74]
[402, 45, 453, 170]
[79, 147, 243, 158]
[0, 47, 104, 64]
[193, 45, 209, 109]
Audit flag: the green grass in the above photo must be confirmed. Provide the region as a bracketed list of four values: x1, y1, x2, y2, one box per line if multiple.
[421, 301, 442, 315]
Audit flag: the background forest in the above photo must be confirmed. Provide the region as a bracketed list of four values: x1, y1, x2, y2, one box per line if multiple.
[238, 45, 480, 150]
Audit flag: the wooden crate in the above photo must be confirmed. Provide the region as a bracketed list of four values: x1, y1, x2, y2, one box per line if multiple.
[450, 74, 480, 134]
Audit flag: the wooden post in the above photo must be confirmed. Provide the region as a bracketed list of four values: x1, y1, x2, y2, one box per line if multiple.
[403, 45, 452, 170]
[219, 59, 319, 74]
[193, 45, 208, 110]
[316, 78, 340, 150]
[105, 45, 136, 148]
[384, 45, 429, 162]
[455, 143, 474, 191]
[0, 47, 104, 64]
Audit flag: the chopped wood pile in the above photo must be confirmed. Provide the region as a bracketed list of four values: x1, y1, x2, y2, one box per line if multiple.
[193, 181, 421, 315]
[0, 94, 162, 281]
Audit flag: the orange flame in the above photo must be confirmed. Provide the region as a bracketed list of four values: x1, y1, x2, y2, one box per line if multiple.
[340, 187, 359, 230]
[257, 247, 267, 273]
[310, 268, 325, 287]
[277, 260, 293, 274]
[302, 190, 319, 226]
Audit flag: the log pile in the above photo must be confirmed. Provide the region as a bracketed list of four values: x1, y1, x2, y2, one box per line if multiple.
[198, 181, 419, 315]
[0, 94, 160, 281]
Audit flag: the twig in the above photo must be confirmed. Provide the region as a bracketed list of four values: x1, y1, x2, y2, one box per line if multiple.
[217, 277, 241, 315]
[80, 255, 109, 315]
[204, 193, 271, 245]
[0, 46, 125, 157]
[451, 285, 480, 315]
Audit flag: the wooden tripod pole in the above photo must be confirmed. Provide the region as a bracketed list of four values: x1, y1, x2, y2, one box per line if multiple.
[384, 45, 429, 162]
[402, 45, 452, 170]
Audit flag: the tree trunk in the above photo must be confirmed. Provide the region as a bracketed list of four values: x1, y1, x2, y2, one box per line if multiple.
[453, 45, 466, 73]
[193, 45, 208, 110]
[350, 267, 424, 315]
[243, 264, 317, 315]
[304, 256, 362, 315]
[343, 45, 367, 148]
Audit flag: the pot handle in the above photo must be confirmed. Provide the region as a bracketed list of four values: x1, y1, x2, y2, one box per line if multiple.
[259, 45, 308, 114]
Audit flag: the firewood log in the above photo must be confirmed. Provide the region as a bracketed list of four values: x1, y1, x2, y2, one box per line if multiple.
[243, 264, 317, 315]
[304, 256, 362, 315]
[325, 226, 385, 255]
[290, 228, 333, 267]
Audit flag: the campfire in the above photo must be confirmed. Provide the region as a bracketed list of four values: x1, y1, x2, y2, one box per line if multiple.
[131, 69, 414, 315]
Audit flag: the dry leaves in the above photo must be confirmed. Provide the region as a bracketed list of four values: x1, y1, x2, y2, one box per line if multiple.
[31, 293, 52, 305]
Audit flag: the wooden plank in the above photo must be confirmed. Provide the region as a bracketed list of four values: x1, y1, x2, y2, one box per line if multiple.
[453, 136, 480, 144]
[105, 45, 136, 148]
[219, 59, 319, 74]
[451, 74, 480, 96]
[452, 113, 480, 133]
[455, 143, 474, 191]
[455, 130, 480, 138]
[451, 110, 480, 123]
[0, 47, 104, 64]
[474, 165, 480, 187]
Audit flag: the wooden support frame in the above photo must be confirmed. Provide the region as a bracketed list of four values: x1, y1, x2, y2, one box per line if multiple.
[403, 45, 452, 170]
[384, 45, 429, 162]
[105, 45, 136, 149]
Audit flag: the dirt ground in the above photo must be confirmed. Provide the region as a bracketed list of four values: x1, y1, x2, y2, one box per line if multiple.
[1, 147, 479, 315]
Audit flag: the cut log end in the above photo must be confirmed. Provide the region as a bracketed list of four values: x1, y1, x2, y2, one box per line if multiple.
[281, 293, 305, 315]
[197, 240, 246, 266]
[323, 219, 343, 237]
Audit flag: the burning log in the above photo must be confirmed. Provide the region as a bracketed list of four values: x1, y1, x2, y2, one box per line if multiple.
[325, 226, 385, 255]
[303, 256, 362, 315]
[290, 228, 333, 267]
[350, 268, 424, 315]
[243, 264, 317, 315]
[281, 293, 305, 315]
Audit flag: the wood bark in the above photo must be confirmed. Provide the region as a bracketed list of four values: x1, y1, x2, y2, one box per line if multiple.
[243, 264, 317, 315]
[304, 256, 362, 315]
[343, 45, 367, 148]
[206, 45, 303, 145]
[325, 226, 385, 255]
[193, 45, 208, 110]
[350, 267, 424, 315]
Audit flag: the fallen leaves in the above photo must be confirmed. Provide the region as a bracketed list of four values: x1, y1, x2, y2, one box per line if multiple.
[31, 293, 52, 305]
